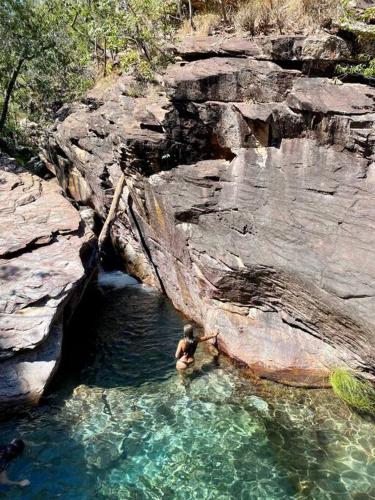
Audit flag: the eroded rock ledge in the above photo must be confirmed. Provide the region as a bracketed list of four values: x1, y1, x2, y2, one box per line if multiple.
[0, 155, 96, 415]
[47, 34, 375, 386]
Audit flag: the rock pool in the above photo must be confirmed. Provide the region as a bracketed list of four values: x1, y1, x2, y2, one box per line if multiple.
[1, 271, 375, 499]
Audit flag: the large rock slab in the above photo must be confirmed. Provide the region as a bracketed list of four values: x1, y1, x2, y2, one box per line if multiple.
[47, 35, 375, 385]
[0, 155, 96, 415]
[164, 57, 299, 102]
[286, 78, 375, 115]
[117, 140, 375, 382]
[176, 34, 352, 64]
[46, 76, 185, 219]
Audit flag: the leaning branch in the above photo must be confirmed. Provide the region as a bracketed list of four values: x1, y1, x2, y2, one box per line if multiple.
[98, 173, 126, 253]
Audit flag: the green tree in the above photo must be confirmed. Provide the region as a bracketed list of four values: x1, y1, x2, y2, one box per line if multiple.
[81, 0, 176, 79]
[0, 0, 93, 133]
[0, 0, 176, 145]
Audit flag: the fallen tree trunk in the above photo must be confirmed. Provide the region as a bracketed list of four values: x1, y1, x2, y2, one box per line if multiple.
[98, 173, 126, 254]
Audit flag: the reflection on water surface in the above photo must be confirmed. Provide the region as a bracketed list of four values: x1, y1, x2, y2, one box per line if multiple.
[1, 271, 375, 499]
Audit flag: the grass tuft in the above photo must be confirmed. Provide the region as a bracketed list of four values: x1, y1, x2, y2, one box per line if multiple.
[179, 12, 222, 36]
[224, 0, 342, 36]
[330, 368, 375, 416]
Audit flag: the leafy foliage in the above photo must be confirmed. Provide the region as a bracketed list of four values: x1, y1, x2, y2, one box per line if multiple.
[336, 59, 375, 78]
[0, 1, 92, 133]
[334, 1, 375, 80]
[340, 0, 375, 36]
[0, 0, 176, 149]
[330, 368, 375, 416]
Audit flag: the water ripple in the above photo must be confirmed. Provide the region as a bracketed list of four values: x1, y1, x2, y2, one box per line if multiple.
[1, 271, 375, 499]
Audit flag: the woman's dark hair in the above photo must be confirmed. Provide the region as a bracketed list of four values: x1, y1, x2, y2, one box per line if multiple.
[183, 324, 194, 341]
[7, 439, 25, 458]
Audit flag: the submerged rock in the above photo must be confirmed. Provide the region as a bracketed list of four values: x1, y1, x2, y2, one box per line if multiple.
[0, 155, 96, 415]
[47, 33, 375, 386]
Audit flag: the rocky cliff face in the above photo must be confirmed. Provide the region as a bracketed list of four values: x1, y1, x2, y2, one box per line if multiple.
[47, 33, 375, 386]
[0, 155, 96, 415]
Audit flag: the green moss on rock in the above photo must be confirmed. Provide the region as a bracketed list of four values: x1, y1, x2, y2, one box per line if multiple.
[330, 368, 375, 416]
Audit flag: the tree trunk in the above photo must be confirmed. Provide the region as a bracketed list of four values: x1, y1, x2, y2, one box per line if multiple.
[177, 0, 182, 20]
[95, 37, 99, 71]
[103, 37, 107, 78]
[220, 0, 228, 24]
[0, 57, 25, 132]
[188, 0, 195, 31]
[98, 173, 126, 253]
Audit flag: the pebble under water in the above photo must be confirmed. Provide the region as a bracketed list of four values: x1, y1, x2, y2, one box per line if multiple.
[1, 271, 375, 500]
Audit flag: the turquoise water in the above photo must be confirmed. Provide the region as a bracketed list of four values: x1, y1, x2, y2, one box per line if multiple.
[1, 271, 375, 499]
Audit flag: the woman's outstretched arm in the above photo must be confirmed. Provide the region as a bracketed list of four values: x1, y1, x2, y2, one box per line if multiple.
[198, 331, 219, 343]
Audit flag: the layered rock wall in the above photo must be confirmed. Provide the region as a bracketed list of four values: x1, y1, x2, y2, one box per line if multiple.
[47, 34, 375, 385]
[0, 155, 96, 415]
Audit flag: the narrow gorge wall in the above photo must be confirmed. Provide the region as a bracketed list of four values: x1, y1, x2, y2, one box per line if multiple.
[47, 33, 375, 386]
[0, 155, 96, 415]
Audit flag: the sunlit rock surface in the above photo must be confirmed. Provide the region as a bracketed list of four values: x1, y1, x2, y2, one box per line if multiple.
[48, 34, 375, 385]
[176, 33, 352, 67]
[0, 155, 96, 414]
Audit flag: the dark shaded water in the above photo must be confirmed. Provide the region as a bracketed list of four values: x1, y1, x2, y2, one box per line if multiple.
[1, 271, 375, 499]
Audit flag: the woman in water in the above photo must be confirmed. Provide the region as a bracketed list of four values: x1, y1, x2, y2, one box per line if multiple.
[175, 324, 219, 370]
[0, 439, 29, 488]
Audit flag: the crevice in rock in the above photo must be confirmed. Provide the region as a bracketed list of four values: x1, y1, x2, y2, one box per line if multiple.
[338, 72, 375, 87]
[273, 59, 304, 71]
[89, 128, 109, 139]
[179, 53, 241, 62]
[99, 165, 113, 191]
[303, 187, 335, 196]
[140, 122, 164, 133]
[341, 293, 374, 300]
[0, 234, 59, 259]
[0, 226, 82, 260]
[127, 195, 166, 295]
[81, 97, 104, 111]
[209, 134, 237, 161]
[280, 314, 319, 336]
[70, 137, 80, 148]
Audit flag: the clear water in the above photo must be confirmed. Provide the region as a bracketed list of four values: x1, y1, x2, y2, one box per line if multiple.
[1, 271, 375, 499]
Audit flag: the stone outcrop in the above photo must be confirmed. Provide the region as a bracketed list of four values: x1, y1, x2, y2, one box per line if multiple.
[176, 34, 352, 67]
[47, 34, 375, 386]
[0, 155, 96, 415]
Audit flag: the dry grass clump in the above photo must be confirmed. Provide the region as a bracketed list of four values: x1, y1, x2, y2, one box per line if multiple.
[233, 0, 342, 35]
[179, 0, 342, 37]
[180, 12, 222, 36]
[234, 0, 279, 35]
[288, 0, 342, 32]
[330, 368, 375, 416]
